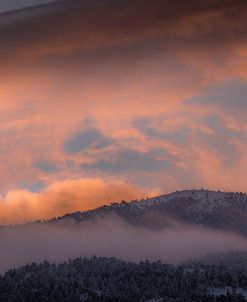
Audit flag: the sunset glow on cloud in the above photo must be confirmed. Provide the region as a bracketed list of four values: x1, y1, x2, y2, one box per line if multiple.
[0, 0, 247, 223]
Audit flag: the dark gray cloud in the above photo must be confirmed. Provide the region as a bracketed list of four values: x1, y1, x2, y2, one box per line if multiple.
[187, 79, 247, 115]
[81, 148, 173, 173]
[33, 158, 61, 174]
[134, 117, 192, 146]
[63, 128, 113, 154]
[0, 0, 59, 13]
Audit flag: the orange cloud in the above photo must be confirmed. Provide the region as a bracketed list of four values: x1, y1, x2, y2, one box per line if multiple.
[0, 178, 158, 225]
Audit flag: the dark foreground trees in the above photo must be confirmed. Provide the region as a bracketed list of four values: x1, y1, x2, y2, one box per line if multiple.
[0, 256, 246, 302]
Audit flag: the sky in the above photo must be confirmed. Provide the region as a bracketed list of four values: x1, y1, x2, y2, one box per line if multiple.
[0, 0, 58, 12]
[0, 0, 247, 224]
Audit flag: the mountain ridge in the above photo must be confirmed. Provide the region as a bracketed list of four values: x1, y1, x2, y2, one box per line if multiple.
[46, 189, 247, 236]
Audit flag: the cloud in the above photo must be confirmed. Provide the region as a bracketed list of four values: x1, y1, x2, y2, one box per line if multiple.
[0, 0, 59, 13]
[187, 78, 247, 115]
[63, 128, 113, 153]
[0, 178, 156, 225]
[0, 0, 246, 205]
[196, 114, 241, 166]
[81, 148, 173, 173]
[134, 116, 192, 146]
[33, 158, 61, 174]
[1, 0, 247, 73]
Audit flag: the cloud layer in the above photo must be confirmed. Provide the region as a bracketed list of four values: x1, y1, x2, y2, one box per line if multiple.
[1, 216, 247, 272]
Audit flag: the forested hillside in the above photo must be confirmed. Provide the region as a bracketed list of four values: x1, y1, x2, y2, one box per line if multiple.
[1, 256, 247, 302]
[50, 190, 247, 236]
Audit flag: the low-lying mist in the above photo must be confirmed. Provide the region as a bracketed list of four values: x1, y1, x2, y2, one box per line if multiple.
[1, 215, 247, 273]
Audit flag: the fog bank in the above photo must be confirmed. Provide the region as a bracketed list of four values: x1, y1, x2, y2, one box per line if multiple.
[0, 216, 247, 272]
